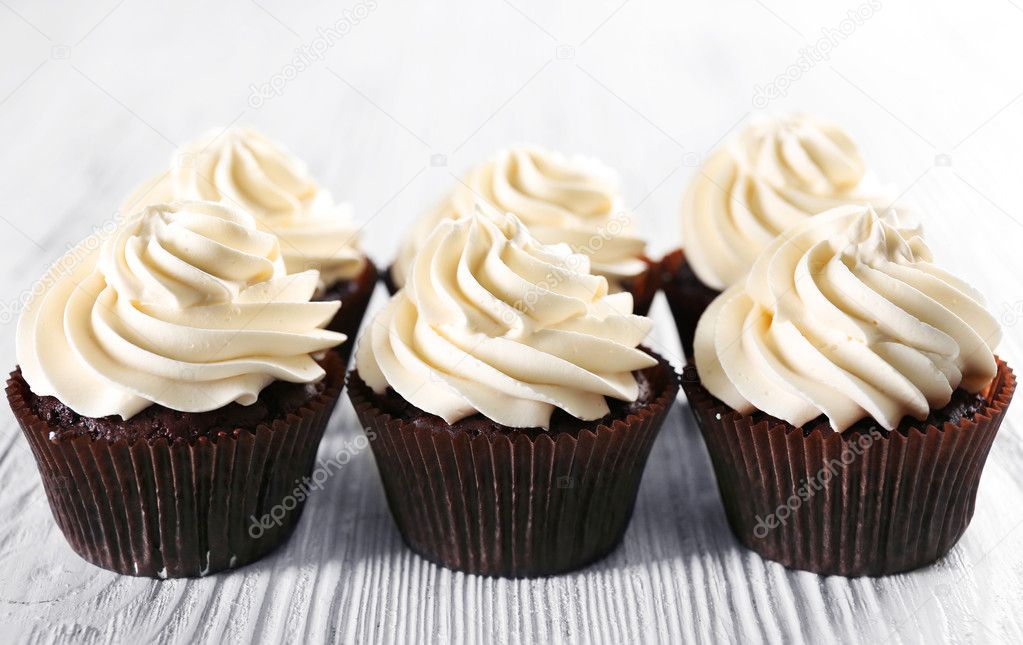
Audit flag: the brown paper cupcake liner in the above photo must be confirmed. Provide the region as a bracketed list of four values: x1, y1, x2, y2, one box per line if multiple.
[347, 348, 680, 577]
[6, 351, 346, 578]
[682, 358, 1016, 576]
[659, 249, 721, 360]
[320, 259, 378, 366]
[386, 259, 659, 316]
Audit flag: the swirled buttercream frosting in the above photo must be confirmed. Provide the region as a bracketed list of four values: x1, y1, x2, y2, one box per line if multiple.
[392, 144, 646, 288]
[358, 209, 657, 428]
[682, 114, 904, 290]
[694, 205, 1000, 431]
[124, 127, 365, 287]
[17, 200, 346, 420]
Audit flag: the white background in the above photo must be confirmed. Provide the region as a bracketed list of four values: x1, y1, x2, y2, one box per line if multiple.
[1, 1, 1022, 643]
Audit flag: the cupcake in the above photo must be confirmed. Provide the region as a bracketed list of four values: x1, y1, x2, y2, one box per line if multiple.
[682, 205, 1014, 576]
[663, 113, 904, 357]
[124, 127, 376, 363]
[351, 209, 678, 577]
[7, 201, 348, 577]
[387, 144, 658, 315]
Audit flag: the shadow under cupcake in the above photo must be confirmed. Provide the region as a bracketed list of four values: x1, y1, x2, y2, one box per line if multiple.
[8, 201, 349, 578]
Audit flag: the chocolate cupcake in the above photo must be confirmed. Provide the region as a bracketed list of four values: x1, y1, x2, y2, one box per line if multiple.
[123, 127, 376, 363]
[8, 201, 348, 577]
[663, 114, 906, 358]
[683, 205, 1014, 576]
[352, 209, 678, 577]
[387, 144, 658, 315]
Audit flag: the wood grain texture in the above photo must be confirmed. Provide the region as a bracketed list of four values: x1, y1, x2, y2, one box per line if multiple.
[1, 1, 1022, 643]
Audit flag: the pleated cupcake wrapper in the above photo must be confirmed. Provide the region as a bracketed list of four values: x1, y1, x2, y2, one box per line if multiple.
[323, 260, 378, 367]
[385, 260, 660, 317]
[347, 349, 680, 578]
[659, 249, 721, 360]
[682, 358, 1016, 576]
[6, 351, 345, 579]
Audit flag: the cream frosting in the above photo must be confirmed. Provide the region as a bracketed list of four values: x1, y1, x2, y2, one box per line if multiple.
[392, 144, 647, 288]
[123, 127, 365, 287]
[17, 200, 346, 420]
[694, 205, 1000, 432]
[359, 209, 657, 429]
[682, 114, 904, 290]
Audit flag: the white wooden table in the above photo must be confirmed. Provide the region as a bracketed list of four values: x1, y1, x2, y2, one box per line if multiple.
[1, 1, 1022, 642]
